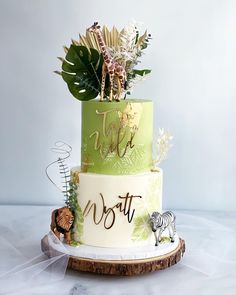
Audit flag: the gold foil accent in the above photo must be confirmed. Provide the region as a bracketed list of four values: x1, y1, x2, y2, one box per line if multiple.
[118, 102, 142, 130]
[81, 154, 93, 172]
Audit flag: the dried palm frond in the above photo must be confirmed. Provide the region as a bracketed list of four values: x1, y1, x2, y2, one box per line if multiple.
[71, 39, 79, 46]
[111, 26, 119, 46]
[78, 32, 100, 52]
[78, 34, 89, 49]
[102, 25, 110, 47]
[76, 25, 121, 53]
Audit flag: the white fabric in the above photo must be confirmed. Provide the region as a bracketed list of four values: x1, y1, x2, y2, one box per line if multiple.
[0, 230, 69, 294]
[0, 206, 235, 295]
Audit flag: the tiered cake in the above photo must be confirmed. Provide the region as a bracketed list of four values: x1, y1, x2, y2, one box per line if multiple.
[43, 21, 185, 275]
[71, 99, 162, 248]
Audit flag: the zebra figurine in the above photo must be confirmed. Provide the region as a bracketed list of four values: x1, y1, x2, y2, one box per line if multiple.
[149, 211, 176, 246]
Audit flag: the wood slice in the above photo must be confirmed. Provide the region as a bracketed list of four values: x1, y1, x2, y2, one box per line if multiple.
[41, 236, 185, 276]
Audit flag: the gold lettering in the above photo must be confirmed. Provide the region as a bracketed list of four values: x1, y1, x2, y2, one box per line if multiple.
[83, 193, 142, 229]
[83, 196, 104, 225]
[89, 109, 137, 159]
[96, 109, 117, 137]
[117, 129, 136, 158]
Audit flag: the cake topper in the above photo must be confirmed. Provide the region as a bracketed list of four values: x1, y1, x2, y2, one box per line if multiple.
[45, 141, 72, 205]
[50, 207, 74, 245]
[46, 142, 77, 245]
[149, 211, 176, 246]
[55, 21, 151, 101]
[87, 22, 127, 102]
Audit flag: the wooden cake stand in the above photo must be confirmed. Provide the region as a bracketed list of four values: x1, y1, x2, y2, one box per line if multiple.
[41, 235, 185, 276]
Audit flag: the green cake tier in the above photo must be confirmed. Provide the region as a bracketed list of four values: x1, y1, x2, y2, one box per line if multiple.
[81, 99, 153, 175]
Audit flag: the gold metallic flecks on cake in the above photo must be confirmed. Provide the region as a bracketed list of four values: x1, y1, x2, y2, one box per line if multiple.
[118, 102, 142, 130]
[81, 154, 93, 173]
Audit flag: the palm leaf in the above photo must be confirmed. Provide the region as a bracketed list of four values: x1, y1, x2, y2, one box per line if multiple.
[102, 25, 111, 47]
[110, 26, 119, 46]
[78, 34, 90, 50]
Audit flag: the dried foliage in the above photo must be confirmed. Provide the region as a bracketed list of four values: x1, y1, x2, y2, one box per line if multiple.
[109, 21, 152, 93]
[154, 128, 173, 167]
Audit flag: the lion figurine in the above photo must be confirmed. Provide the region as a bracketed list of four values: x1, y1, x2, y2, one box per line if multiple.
[50, 207, 74, 245]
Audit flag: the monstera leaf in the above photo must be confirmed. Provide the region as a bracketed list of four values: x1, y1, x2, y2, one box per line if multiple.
[61, 45, 103, 101]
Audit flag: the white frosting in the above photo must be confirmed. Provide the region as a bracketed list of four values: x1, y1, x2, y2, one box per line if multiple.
[72, 168, 163, 248]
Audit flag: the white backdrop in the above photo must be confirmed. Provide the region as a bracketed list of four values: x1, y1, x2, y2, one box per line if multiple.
[0, 0, 236, 211]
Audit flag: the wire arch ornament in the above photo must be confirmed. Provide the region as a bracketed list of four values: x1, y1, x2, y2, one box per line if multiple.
[45, 141, 72, 207]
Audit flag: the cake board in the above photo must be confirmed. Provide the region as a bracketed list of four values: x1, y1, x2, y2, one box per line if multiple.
[41, 235, 185, 276]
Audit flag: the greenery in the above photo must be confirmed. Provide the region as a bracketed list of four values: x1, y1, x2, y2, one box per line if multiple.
[59, 45, 103, 101]
[160, 236, 171, 244]
[67, 180, 78, 211]
[68, 172, 84, 241]
[56, 23, 152, 101]
[132, 214, 152, 241]
[132, 69, 151, 76]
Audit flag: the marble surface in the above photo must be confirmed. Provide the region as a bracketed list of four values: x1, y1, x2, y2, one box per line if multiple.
[0, 205, 236, 295]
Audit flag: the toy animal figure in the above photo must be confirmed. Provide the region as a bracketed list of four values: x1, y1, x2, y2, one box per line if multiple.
[87, 22, 126, 102]
[149, 211, 176, 246]
[50, 207, 74, 245]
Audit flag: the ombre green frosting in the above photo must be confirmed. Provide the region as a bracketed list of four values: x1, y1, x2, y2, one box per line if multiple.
[81, 99, 153, 175]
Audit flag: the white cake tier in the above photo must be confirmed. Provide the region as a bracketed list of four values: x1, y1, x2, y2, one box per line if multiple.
[71, 168, 163, 248]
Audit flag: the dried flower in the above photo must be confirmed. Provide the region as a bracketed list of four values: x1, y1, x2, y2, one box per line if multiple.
[153, 128, 173, 167]
[108, 20, 151, 94]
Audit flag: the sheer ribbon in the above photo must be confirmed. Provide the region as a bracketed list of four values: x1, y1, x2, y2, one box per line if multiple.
[0, 211, 235, 294]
